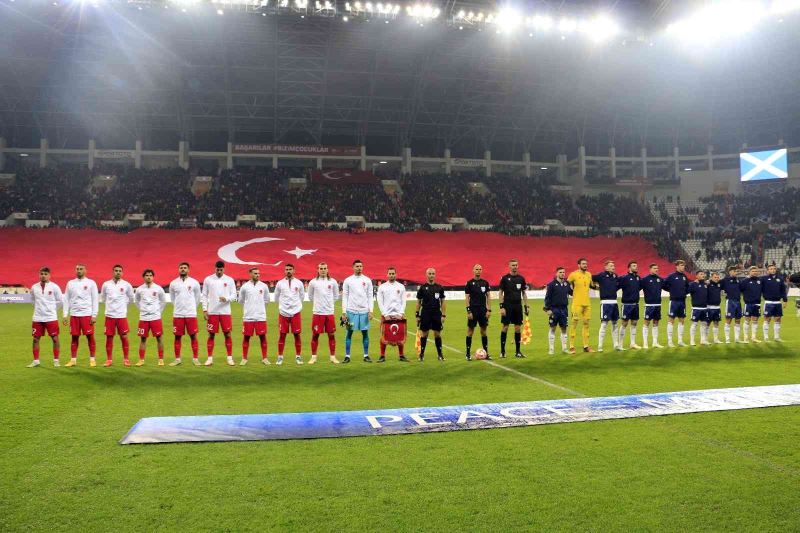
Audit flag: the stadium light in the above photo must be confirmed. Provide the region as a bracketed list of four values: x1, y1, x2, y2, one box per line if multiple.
[531, 15, 553, 31]
[494, 9, 521, 33]
[581, 15, 620, 43]
[217, 8, 223, 14]
[665, 1, 771, 42]
[456, 10, 464, 19]
[343, 15, 348, 20]
[771, 0, 800, 13]
[558, 18, 577, 33]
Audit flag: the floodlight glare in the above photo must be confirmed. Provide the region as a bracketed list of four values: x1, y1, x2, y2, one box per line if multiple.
[559, 18, 577, 33]
[532, 15, 553, 31]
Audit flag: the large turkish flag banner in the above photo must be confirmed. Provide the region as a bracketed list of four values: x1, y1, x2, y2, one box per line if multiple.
[310, 170, 379, 185]
[0, 228, 670, 288]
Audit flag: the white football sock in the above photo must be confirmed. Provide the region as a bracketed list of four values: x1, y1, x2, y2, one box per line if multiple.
[762, 322, 770, 341]
[561, 332, 568, 351]
[643, 325, 649, 347]
[652, 326, 659, 345]
[774, 322, 781, 340]
[751, 322, 758, 340]
[667, 323, 673, 345]
[618, 324, 626, 348]
[548, 329, 555, 352]
[629, 325, 636, 345]
[599, 321, 607, 348]
[690, 322, 697, 344]
[700, 323, 708, 344]
[713, 324, 720, 342]
[677, 323, 685, 343]
[741, 322, 748, 340]
[724, 323, 730, 342]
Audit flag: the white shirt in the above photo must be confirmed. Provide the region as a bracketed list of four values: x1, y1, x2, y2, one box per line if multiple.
[273, 277, 305, 317]
[377, 281, 407, 317]
[202, 274, 238, 315]
[342, 274, 374, 313]
[169, 276, 202, 318]
[307, 277, 339, 316]
[100, 279, 135, 319]
[31, 281, 63, 322]
[64, 277, 99, 318]
[238, 280, 270, 322]
[135, 283, 167, 321]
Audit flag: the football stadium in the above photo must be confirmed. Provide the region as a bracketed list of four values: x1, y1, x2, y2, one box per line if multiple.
[2, 0, 800, 530]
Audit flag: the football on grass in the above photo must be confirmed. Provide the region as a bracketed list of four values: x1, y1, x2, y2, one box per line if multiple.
[474, 349, 488, 360]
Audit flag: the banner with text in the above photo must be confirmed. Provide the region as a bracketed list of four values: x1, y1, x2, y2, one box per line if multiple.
[232, 144, 360, 157]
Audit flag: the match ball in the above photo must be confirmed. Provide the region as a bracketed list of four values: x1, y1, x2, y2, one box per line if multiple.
[474, 348, 488, 360]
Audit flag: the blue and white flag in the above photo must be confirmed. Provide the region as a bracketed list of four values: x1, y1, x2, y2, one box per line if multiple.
[740, 148, 788, 182]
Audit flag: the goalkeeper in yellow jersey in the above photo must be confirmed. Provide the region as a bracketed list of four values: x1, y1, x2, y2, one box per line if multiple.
[567, 258, 595, 354]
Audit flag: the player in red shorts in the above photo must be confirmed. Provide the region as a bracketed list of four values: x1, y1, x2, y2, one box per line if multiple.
[238, 267, 270, 365]
[63, 264, 99, 367]
[134, 269, 167, 366]
[273, 263, 305, 365]
[168, 262, 202, 366]
[99, 264, 135, 367]
[307, 262, 340, 364]
[28, 266, 64, 368]
[201, 260, 237, 366]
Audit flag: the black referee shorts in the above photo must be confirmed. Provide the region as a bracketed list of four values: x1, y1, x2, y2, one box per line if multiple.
[501, 303, 523, 326]
[419, 310, 443, 332]
[467, 307, 489, 328]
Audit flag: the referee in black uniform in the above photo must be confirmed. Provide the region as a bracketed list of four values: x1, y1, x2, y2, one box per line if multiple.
[498, 259, 529, 358]
[416, 267, 446, 361]
[465, 264, 491, 360]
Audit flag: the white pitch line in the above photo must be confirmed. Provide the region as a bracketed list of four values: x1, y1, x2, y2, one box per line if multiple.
[370, 317, 584, 397]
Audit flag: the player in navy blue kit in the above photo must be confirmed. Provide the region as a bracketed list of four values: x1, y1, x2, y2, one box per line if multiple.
[617, 261, 642, 350]
[739, 266, 763, 343]
[721, 266, 744, 343]
[761, 264, 788, 342]
[593, 260, 620, 352]
[543, 267, 571, 355]
[662, 260, 689, 347]
[706, 271, 724, 344]
[641, 263, 664, 349]
[688, 271, 709, 346]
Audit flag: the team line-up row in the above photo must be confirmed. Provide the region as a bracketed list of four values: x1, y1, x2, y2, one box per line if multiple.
[25, 257, 791, 368]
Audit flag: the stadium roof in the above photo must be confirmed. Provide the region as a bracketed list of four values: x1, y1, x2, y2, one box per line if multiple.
[1, 0, 799, 159]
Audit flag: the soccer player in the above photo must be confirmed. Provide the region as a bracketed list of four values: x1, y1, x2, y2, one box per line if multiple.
[618, 261, 642, 350]
[543, 267, 571, 355]
[593, 260, 620, 352]
[377, 266, 408, 362]
[641, 263, 664, 349]
[307, 262, 340, 364]
[662, 260, 689, 348]
[63, 264, 99, 367]
[567, 258, 593, 354]
[29, 266, 63, 367]
[202, 260, 237, 366]
[416, 267, 446, 361]
[706, 271, 723, 344]
[464, 264, 491, 360]
[168, 261, 202, 366]
[274, 263, 305, 365]
[721, 266, 744, 343]
[497, 259, 528, 358]
[238, 267, 270, 365]
[341, 259, 374, 363]
[99, 264, 135, 367]
[761, 264, 788, 342]
[134, 269, 167, 366]
[740, 266, 763, 343]
[688, 270, 709, 346]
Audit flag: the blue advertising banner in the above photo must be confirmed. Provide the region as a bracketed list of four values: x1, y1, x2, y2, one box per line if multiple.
[120, 384, 800, 445]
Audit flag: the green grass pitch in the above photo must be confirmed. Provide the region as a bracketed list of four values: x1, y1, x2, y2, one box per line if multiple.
[1, 300, 799, 531]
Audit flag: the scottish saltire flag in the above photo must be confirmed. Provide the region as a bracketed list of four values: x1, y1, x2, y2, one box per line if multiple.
[740, 148, 788, 182]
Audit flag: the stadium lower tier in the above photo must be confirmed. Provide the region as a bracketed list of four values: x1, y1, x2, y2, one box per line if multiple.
[0, 228, 669, 287]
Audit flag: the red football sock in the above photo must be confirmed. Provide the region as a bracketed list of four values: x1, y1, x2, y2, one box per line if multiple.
[311, 334, 319, 355]
[139, 345, 146, 361]
[190, 337, 199, 358]
[278, 333, 287, 356]
[328, 334, 335, 356]
[157, 346, 164, 360]
[207, 337, 214, 357]
[174, 338, 182, 358]
[53, 346, 60, 360]
[259, 335, 267, 358]
[294, 334, 301, 355]
[87, 335, 96, 357]
[398, 343, 404, 356]
[242, 337, 250, 359]
[71, 336, 79, 358]
[33, 344, 40, 361]
[224, 336, 232, 357]
[105, 336, 114, 360]
[380, 342, 386, 356]
[121, 336, 129, 361]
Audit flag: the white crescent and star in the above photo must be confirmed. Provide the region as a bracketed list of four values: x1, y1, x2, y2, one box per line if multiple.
[217, 237, 318, 266]
[389, 324, 399, 334]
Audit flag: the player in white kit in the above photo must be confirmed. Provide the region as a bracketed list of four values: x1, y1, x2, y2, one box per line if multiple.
[63, 264, 99, 367]
[273, 263, 305, 365]
[238, 267, 270, 365]
[307, 262, 340, 364]
[28, 266, 64, 367]
[99, 264, 135, 367]
[202, 260, 238, 366]
[377, 267, 408, 362]
[134, 269, 167, 366]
